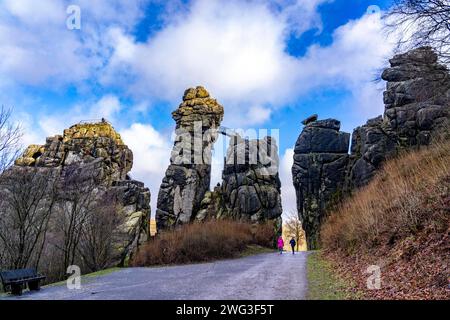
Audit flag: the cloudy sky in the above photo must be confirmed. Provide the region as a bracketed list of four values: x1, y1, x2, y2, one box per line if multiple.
[0, 0, 397, 217]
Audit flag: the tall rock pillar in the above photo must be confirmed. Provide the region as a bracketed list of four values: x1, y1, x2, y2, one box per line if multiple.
[292, 116, 350, 249]
[156, 86, 224, 230]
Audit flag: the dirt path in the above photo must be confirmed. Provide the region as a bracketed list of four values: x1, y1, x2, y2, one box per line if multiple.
[3, 252, 309, 300]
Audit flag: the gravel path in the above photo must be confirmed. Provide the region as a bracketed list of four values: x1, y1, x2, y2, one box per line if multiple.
[2, 252, 309, 300]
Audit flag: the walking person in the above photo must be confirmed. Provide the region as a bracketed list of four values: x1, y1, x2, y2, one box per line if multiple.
[290, 237, 296, 255]
[277, 236, 284, 254]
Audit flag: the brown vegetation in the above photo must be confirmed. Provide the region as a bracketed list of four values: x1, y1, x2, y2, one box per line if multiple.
[131, 220, 275, 266]
[322, 141, 449, 250]
[321, 141, 450, 299]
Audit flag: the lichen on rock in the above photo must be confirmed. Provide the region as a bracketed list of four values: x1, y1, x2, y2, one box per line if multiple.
[15, 121, 132, 182]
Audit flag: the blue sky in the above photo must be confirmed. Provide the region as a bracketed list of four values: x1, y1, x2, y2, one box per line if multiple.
[0, 0, 398, 216]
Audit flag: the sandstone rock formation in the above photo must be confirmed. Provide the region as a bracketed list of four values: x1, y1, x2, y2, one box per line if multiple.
[292, 119, 350, 249]
[15, 121, 132, 181]
[197, 135, 283, 235]
[293, 47, 450, 249]
[11, 120, 150, 265]
[347, 46, 450, 189]
[156, 86, 224, 230]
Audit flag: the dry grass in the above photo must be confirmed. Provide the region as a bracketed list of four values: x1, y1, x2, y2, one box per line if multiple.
[321, 141, 450, 251]
[131, 219, 276, 266]
[320, 141, 450, 299]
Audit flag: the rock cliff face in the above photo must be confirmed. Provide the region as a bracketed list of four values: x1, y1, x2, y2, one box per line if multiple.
[156, 86, 224, 230]
[292, 118, 350, 249]
[197, 135, 283, 235]
[12, 121, 150, 265]
[347, 46, 450, 189]
[293, 47, 450, 249]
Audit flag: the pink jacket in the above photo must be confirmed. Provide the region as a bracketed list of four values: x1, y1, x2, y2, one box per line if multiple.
[277, 237, 284, 249]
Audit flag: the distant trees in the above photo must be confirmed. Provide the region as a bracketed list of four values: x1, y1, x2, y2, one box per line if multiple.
[284, 212, 305, 251]
[0, 106, 22, 173]
[385, 0, 450, 62]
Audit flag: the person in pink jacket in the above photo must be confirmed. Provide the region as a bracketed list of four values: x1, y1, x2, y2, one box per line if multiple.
[277, 236, 284, 254]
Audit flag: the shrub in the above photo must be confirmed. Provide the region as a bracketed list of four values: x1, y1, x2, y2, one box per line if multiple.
[131, 219, 276, 266]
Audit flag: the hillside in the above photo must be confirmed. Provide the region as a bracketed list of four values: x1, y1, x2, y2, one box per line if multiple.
[321, 141, 450, 299]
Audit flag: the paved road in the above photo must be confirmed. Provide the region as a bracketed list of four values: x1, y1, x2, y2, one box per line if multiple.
[3, 252, 309, 300]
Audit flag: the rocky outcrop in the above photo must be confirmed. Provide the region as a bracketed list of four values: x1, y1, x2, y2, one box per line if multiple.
[293, 47, 450, 249]
[347, 46, 450, 188]
[345, 116, 397, 189]
[197, 135, 283, 235]
[292, 119, 350, 249]
[11, 120, 150, 265]
[15, 121, 132, 181]
[156, 86, 224, 230]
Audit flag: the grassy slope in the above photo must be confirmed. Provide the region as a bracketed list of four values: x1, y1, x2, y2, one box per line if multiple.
[307, 251, 362, 300]
[46, 267, 121, 288]
[320, 141, 450, 300]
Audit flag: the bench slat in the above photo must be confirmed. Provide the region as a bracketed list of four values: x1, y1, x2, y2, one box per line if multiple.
[0, 268, 44, 284]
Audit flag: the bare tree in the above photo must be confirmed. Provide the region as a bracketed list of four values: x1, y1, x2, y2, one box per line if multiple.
[284, 211, 306, 252]
[77, 192, 124, 272]
[385, 0, 450, 62]
[0, 106, 22, 173]
[53, 162, 106, 274]
[0, 167, 57, 269]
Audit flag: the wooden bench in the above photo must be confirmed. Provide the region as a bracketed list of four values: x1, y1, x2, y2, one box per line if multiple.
[0, 268, 46, 296]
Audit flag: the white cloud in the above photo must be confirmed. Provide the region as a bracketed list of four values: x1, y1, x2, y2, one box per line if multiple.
[102, 0, 333, 126]
[246, 106, 272, 125]
[0, 0, 146, 87]
[102, 1, 394, 128]
[273, 0, 332, 36]
[103, 1, 294, 102]
[120, 123, 172, 217]
[3, 0, 64, 26]
[35, 94, 124, 138]
[279, 148, 296, 219]
[0, 0, 395, 129]
[93, 95, 122, 121]
[0, 0, 400, 220]
[291, 12, 395, 123]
